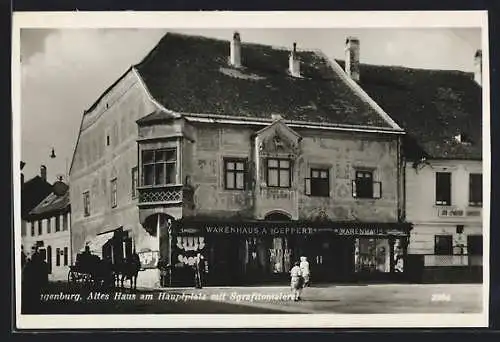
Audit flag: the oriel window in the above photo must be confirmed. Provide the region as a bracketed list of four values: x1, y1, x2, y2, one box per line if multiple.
[436, 172, 452, 205]
[224, 159, 246, 190]
[469, 173, 482, 207]
[267, 158, 291, 188]
[142, 149, 177, 186]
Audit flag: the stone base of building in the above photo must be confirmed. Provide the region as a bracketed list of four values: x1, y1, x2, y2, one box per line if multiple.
[137, 268, 161, 288]
[420, 266, 483, 284]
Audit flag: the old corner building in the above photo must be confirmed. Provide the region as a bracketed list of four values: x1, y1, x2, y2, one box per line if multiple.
[68, 32, 481, 288]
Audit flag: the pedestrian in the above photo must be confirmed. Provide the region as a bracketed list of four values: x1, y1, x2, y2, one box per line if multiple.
[194, 253, 207, 289]
[299, 256, 310, 288]
[290, 261, 303, 301]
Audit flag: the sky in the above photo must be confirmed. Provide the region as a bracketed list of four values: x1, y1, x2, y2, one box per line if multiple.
[19, 27, 481, 182]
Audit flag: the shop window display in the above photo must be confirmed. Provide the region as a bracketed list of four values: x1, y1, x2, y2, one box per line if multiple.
[355, 238, 390, 273]
[269, 237, 292, 273]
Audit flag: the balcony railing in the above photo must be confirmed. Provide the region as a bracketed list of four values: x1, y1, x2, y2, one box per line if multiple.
[137, 184, 184, 206]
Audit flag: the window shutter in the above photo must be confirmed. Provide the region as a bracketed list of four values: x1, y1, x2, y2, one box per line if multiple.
[373, 181, 382, 199]
[305, 178, 311, 196]
[247, 161, 254, 190]
[352, 180, 357, 198]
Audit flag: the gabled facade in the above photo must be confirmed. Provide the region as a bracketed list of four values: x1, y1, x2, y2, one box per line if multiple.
[23, 180, 71, 281]
[21, 164, 53, 253]
[340, 44, 484, 283]
[69, 32, 411, 288]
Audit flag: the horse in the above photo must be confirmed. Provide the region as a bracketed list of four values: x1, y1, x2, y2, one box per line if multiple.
[114, 254, 141, 290]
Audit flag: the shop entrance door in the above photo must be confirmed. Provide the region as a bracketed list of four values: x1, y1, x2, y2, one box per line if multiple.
[308, 237, 354, 283]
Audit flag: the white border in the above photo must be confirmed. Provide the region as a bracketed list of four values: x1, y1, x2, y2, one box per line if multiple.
[12, 11, 490, 330]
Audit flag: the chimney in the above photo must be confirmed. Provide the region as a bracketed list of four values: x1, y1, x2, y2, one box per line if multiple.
[345, 37, 360, 82]
[230, 31, 242, 68]
[40, 165, 47, 182]
[474, 49, 482, 86]
[289, 42, 301, 77]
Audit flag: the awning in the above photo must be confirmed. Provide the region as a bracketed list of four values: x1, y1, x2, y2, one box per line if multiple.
[82, 231, 115, 257]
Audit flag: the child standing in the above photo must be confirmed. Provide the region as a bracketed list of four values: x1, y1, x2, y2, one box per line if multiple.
[299, 256, 310, 288]
[290, 261, 303, 301]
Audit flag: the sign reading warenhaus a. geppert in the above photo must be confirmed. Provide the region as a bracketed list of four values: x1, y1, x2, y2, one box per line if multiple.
[178, 221, 412, 237]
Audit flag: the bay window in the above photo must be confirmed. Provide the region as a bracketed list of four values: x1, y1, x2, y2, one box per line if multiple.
[142, 149, 177, 186]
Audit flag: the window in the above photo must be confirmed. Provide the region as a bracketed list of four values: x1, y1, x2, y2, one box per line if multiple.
[38, 220, 42, 235]
[106, 135, 110, 146]
[305, 168, 330, 197]
[353, 170, 381, 199]
[111, 178, 118, 208]
[46, 245, 52, 274]
[46, 218, 51, 234]
[469, 173, 482, 207]
[62, 214, 68, 231]
[56, 248, 61, 266]
[267, 158, 291, 188]
[131, 167, 138, 198]
[224, 159, 246, 190]
[436, 172, 451, 205]
[142, 149, 177, 186]
[63, 247, 69, 266]
[31, 222, 35, 236]
[83, 191, 90, 217]
[434, 235, 453, 255]
[55, 216, 61, 232]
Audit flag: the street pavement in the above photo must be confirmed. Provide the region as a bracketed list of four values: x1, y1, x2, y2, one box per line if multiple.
[22, 282, 483, 314]
[163, 283, 483, 314]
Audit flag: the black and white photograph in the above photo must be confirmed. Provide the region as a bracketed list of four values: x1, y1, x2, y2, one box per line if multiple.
[13, 11, 489, 329]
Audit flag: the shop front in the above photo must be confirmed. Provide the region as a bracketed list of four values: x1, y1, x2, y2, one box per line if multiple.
[168, 220, 412, 286]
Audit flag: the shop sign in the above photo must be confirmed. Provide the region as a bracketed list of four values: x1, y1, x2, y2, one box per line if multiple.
[202, 225, 405, 236]
[438, 208, 465, 217]
[204, 225, 314, 235]
[137, 248, 159, 269]
[328, 227, 388, 236]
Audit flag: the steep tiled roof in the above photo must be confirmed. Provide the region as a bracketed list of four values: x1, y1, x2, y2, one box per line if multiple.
[336, 61, 482, 160]
[29, 190, 70, 218]
[134, 33, 397, 130]
[136, 110, 175, 125]
[21, 176, 53, 218]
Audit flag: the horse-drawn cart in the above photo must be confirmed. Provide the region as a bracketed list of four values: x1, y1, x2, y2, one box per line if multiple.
[67, 251, 114, 288]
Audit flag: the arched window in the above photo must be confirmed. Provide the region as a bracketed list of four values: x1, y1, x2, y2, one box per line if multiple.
[264, 212, 292, 221]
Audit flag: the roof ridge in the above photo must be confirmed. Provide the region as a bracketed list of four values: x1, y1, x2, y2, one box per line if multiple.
[335, 58, 475, 75]
[317, 50, 403, 131]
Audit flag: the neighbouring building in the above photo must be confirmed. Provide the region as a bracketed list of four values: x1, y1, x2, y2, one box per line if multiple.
[21, 164, 53, 259]
[338, 44, 484, 282]
[23, 178, 72, 281]
[69, 32, 413, 288]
